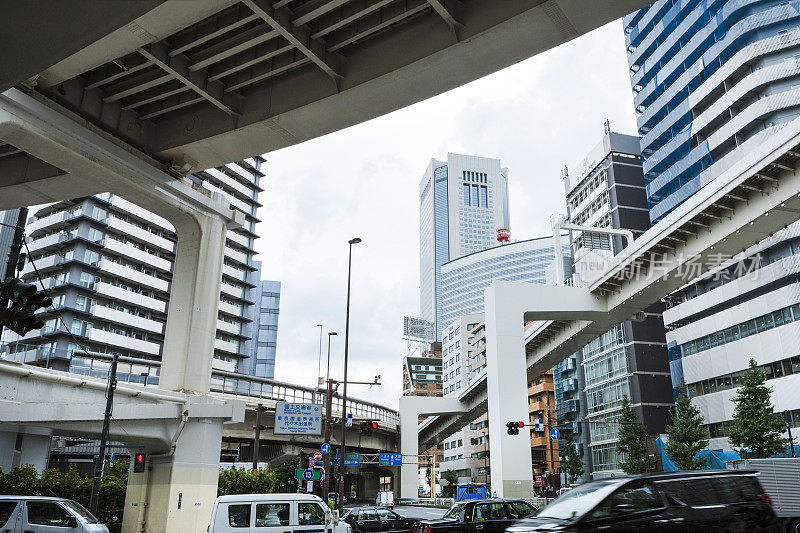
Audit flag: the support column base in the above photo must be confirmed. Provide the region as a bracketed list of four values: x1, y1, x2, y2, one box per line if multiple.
[122, 418, 222, 533]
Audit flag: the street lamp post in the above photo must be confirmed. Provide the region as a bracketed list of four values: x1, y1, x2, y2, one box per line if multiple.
[316, 324, 323, 397]
[326, 332, 337, 385]
[338, 237, 361, 509]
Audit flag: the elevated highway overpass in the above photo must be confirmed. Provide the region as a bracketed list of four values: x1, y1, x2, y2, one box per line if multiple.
[401, 114, 800, 498]
[0, 1, 652, 530]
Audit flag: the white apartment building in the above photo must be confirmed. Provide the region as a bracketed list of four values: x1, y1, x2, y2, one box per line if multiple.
[1, 157, 267, 380]
[664, 221, 800, 450]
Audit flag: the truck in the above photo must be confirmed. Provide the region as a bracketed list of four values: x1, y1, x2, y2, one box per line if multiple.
[728, 457, 800, 531]
[455, 483, 488, 502]
[375, 490, 394, 508]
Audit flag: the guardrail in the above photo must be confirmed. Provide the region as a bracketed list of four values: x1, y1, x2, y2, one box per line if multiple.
[0, 346, 400, 427]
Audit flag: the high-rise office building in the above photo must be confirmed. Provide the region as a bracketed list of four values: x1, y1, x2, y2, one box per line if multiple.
[240, 262, 280, 379]
[625, 0, 800, 452]
[440, 236, 570, 332]
[557, 130, 671, 479]
[624, 0, 800, 224]
[419, 153, 510, 340]
[1, 158, 269, 379]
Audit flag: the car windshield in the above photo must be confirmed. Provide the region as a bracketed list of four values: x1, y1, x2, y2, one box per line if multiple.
[61, 500, 101, 524]
[536, 480, 623, 520]
[442, 503, 465, 519]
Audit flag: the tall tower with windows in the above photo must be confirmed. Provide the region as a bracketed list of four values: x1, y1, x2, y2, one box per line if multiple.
[419, 153, 510, 340]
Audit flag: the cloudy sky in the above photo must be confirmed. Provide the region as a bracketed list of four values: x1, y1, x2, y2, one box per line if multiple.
[255, 20, 638, 409]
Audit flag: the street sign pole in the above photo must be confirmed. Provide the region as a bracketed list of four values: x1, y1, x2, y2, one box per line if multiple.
[322, 379, 333, 500]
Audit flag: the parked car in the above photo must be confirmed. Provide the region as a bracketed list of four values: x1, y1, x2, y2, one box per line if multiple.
[506, 470, 781, 532]
[209, 493, 352, 533]
[343, 506, 416, 533]
[411, 498, 538, 533]
[0, 496, 109, 532]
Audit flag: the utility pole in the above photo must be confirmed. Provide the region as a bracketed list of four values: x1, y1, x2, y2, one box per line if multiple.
[89, 352, 119, 515]
[547, 404, 556, 493]
[322, 379, 334, 499]
[0, 208, 28, 338]
[253, 404, 264, 471]
[785, 410, 796, 458]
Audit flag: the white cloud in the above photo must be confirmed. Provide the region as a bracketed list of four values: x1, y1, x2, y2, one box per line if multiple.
[255, 21, 637, 409]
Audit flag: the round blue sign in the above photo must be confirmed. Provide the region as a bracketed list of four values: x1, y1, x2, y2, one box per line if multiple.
[321, 443, 331, 454]
[303, 469, 314, 480]
[549, 428, 560, 440]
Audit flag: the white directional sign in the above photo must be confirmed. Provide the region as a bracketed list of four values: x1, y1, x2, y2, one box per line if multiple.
[275, 402, 323, 435]
[533, 419, 545, 432]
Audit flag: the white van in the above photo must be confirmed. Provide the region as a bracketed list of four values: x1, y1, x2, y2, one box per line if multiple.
[209, 493, 352, 533]
[0, 496, 109, 532]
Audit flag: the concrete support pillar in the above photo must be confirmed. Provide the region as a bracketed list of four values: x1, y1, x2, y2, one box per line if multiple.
[484, 283, 534, 498]
[0, 428, 52, 472]
[398, 395, 465, 500]
[399, 400, 421, 500]
[159, 212, 227, 393]
[121, 416, 224, 533]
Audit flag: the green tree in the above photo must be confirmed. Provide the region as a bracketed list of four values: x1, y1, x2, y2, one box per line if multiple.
[271, 456, 300, 492]
[616, 395, 651, 474]
[441, 469, 459, 498]
[665, 386, 708, 470]
[218, 466, 275, 496]
[727, 358, 788, 458]
[561, 438, 584, 484]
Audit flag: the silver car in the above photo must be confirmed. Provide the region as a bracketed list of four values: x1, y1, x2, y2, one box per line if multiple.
[0, 496, 109, 533]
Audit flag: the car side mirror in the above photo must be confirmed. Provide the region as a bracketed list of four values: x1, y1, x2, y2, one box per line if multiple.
[67, 516, 79, 528]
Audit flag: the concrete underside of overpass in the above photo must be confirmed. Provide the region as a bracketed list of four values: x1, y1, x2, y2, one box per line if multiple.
[0, 0, 648, 210]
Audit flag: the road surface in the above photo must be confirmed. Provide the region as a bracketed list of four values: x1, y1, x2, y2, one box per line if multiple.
[391, 505, 449, 521]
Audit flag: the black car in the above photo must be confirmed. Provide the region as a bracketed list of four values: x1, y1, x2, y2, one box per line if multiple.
[412, 498, 538, 533]
[343, 506, 417, 533]
[506, 470, 781, 532]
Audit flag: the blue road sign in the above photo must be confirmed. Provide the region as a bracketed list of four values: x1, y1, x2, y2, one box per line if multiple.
[550, 428, 560, 440]
[303, 469, 314, 480]
[321, 443, 331, 454]
[379, 453, 403, 467]
[344, 452, 360, 466]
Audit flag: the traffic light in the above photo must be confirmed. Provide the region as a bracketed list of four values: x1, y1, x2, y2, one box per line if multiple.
[371, 421, 379, 430]
[360, 421, 372, 436]
[133, 450, 146, 473]
[0, 278, 52, 335]
[506, 421, 525, 435]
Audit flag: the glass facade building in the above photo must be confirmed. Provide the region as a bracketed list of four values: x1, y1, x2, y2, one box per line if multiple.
[240, 263, 280, 379]
[625, 0, 800, 452]
[558, 130, 671, 479]
[440, 237, 569, 331]
[624, 0, 800, 223]
[419, 153, 510, 340]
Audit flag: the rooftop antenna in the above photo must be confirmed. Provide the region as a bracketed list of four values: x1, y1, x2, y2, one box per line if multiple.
[604, 118, 611, 135]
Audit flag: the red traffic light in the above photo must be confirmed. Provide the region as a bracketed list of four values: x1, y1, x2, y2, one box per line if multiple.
[517, 422, 525, 428]
[133, 451, 146, 473]
[371, 421, 378, 429]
